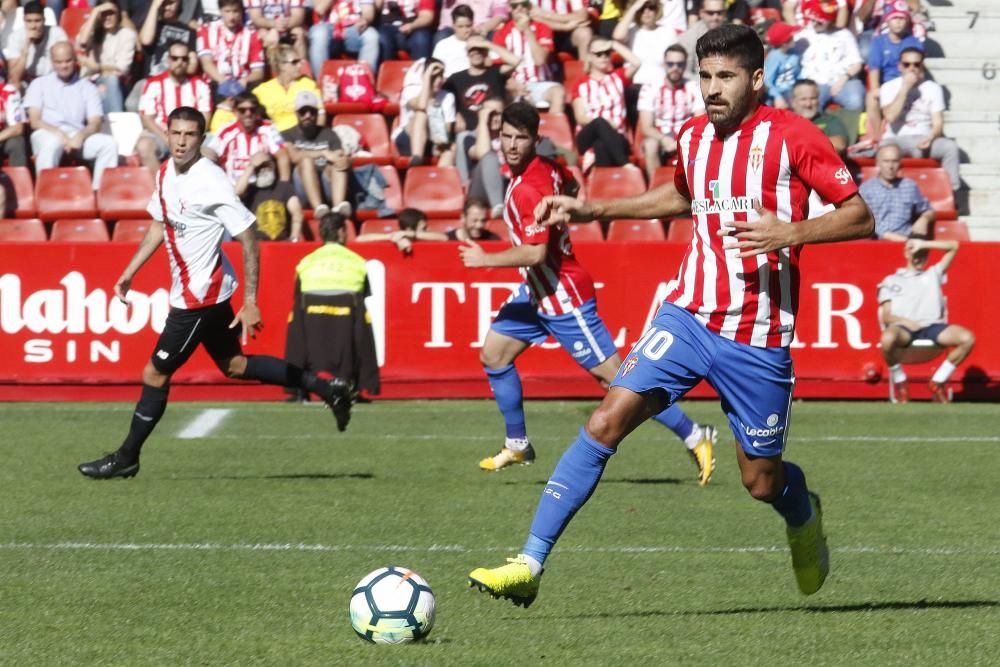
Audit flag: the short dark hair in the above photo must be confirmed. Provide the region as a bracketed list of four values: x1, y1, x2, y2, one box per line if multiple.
[792, 78, 818, 93]
[398, 208, 427, 231]
[464, 197, 490, 215]
[165, 39, 190, 54]
[319, 212, 348, 242]
[696, 23, 765, 73]
[167, 106, 206, 136]
[219, 0, 244, 9]
[501, 101, 539, 138]
[665, 43, 687, 60]
[452, 4, 474, 22]
[900, 46, 924, 63]
[232, 91, 260, 109]
[23, 1, 44, 16]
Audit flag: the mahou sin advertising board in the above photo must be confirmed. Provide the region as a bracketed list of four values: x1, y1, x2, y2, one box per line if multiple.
[1, 241, 997, 401]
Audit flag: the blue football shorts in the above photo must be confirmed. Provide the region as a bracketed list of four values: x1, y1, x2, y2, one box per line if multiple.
[611, 302, 795, 457]
[490, 285, 618, 370]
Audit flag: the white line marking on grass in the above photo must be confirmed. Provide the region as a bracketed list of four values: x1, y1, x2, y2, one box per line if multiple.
[177, 409, 231, 439]
[188, 433, 1000, 443]
[1, 541, 997, 557]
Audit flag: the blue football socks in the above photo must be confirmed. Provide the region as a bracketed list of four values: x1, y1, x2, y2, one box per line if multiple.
[771, 461, 814, 528]
[485, 364, 527, 439]
[522, 428, 615, 566]
[651, 404, 695, 441]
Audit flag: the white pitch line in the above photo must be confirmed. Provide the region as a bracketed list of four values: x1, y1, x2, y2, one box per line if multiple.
[177, 409, 231, 439]
[0, 541, 996, 557]
[192, 433, 1000, 443]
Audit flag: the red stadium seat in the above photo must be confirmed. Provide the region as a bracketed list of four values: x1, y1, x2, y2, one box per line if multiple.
[425, 219, 461, 235]
[538, 113, 574, 152]
[567, 221, 603, 241]
[606, 219, 665, 241]
[358, 165, 403, 220]
[50, 218, 110, 242]
[666, 217, 694, 242]
[586, 165, 646, 203]
[59, 7, 92, 40]
[485, 219, 509, 241]
[97, 167, 155, 220]
[649, 165, 675, 190]
[563, 59, 585, 87]
[901, 167, 957, 220]
[319, 60, 376, 114]
[0, 166, 37, 218]
[932, 220, 970, 241]
[0, 218, 46, 242]
[402, 166, 464, 218]
[565, 165, 585, 196]
[358, 219, 399, 236]
[332, 113, 393, 165]
[35, 167, 97, 221]
[112, 219, 153, 242]
[375, 60, 416, 114]
[305, 216, 357, 242]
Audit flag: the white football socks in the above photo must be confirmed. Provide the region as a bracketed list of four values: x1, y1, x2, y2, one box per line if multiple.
[890, 364, 907, 384]
[521, 554, 543, 577]
[683, 425, 704, 450]
[505, 437, 531, 452]
[932, 359, 957, 384]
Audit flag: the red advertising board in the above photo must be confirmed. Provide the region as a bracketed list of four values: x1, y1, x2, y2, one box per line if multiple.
[1, 240, 997, 401]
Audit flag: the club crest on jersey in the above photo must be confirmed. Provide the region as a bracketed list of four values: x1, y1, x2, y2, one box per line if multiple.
[621, 355, 639, 377]
[749, 145, 764, 174]
[690, 179, 755, 215]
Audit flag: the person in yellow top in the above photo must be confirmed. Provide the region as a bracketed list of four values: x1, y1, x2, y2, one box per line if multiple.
[253, 44, 326, 132]
[209, 78, 244, 134]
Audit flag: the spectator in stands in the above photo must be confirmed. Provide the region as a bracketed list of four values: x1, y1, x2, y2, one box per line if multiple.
[24, 42, 118, 190]
[783, 0, 847, 29]
[435, 0, 506, 45]
[865, 1, 922, 143]
[76, 1, 138, 113]
[637, 43, 703, 182]
[657, 0, 688, 34]
[282, 90, 353, 219]
[878, 237, 975, 404]
[378, 0, 435, 63]
[204, 91, 291, 186]
[235, 150, 305, 241]
[136, 40, 213, 174]
[247, 0, 307, 58]
[393, 57, 457, 167]
[688, 0, 749, 25]
[795, 0, 864, 111]
[442, 198, 502, 240]
[308, 0, 380, 77]
[432, 4, 477, 78]
[463, 97, 508, 216]
[129, 0, 198, 110]
[611, 0, 679, 90]
[762, 21, 800, 109]
[0, 59, 28, 170]
[493, 0, 565, 113]
[198, 0, 266, 91]
[880, 47, 962, 191]
[790, 78, 848, 155]
[254, 44, 324, 132]
[0, 0, 59, 48]
[528, 0, 592, 61]
[571, 36, 640, 171]
[853, 0, 927, 61]
[3, 1, 69, 88]
[355, 207, 437, 254]
[209, 78, 243, 132]
[859, 142, 933, 240]
[678, 0, 727, 77]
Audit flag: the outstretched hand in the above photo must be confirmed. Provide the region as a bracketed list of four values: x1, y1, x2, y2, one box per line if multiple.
[230, 302, 263, 345]
[533, 195, 593, 227]
[458, 239, 488, 267]
[718, 202, 797, 258]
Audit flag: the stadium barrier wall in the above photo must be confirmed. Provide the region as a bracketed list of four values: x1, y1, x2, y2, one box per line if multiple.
[1, 241, 997, 401]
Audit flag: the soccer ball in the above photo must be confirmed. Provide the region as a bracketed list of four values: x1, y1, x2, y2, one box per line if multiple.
[349, 566, 436, 644]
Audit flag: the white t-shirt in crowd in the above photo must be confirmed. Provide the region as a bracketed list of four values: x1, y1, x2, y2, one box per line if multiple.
[627, 25, 678, 87]
[879, 77, 945, 139]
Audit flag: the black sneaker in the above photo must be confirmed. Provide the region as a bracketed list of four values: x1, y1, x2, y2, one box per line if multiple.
[78, 452, 140, 480]
[320, 378, 353, 432]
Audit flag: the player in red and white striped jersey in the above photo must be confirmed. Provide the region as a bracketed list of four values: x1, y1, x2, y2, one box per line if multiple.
[0, 79, 28, 170]
[197, 0, 266, 88]
[468, 25, 875, 605]
[459, 102, 718, 479]
[571, 37, 640, 169]
[136, 40, 213, 174]
[204, 91, 289, 185]
[492, 2, 565, 112]
[638, 43, 704, 181]
[77, 106, 352, 481]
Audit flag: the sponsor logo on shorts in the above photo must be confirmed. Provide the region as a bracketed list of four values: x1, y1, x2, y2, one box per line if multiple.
[570, 340, 592, 358]
[752, 439, 776, 449]
[621, 355, 639, 377]
[766, 413, 779, 427]
[156, 350, 169, 360]
[742, 422, 785, 438]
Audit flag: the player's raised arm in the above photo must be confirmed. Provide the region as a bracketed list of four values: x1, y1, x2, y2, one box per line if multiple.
[115, 220, 165, 303]
[535, 180, 692, 227]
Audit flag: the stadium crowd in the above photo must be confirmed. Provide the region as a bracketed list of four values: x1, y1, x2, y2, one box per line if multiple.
[0, 0, 969, 243]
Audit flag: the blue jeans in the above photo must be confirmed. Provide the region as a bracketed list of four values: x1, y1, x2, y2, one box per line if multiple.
[378, 23, 432, 61]
[309, 22, 380, 77]
[97, 75, 125, 113]
[819, 79, 865, 112]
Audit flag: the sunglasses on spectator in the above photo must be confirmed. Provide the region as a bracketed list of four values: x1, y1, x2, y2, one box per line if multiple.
[167, 54, 187, 61]
[591, 49, 612, 57]
[703, 9, 724, 15]
[899, 60, 923, 69]
[664, 60, 685, 68]
[236, 106, 258, 114]
[297, 107, 318, 115]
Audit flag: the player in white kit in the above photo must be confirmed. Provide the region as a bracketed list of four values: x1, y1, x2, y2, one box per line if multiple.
[78, 106, 351, 480]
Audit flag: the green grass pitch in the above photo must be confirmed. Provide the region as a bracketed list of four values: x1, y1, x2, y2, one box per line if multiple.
[2, 399, 999, 665]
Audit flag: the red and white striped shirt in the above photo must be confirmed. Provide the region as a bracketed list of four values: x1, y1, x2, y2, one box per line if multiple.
[504, 155, 594, 315]
[380, 0, 434, 21]
[196, 20, 265, 81]
[0, 83, 25, 129]
[318, 0, 373, 32]
[531, 0, 584, 13]
[247, 0, 305, 19]
[148, 157, 255, 310]
[666, 106, 858, 347]
[637, 78, 703, 137]
[209, 119, 286, 182]
[139, 72, 213, 129]
[493, 21, 555, 84]
[572, 68, 629, 134]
